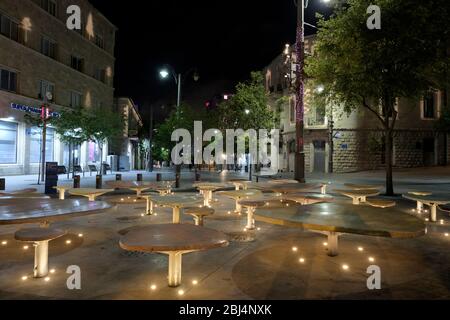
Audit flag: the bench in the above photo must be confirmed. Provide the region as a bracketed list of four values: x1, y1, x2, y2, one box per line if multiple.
[87, 164, 98, 176]
[102, 163, 112, 175]
[184, 207, 215, 226]
[57, 166, 67, 175]
[15, 227, 66, 278]
[73, 165, 83, 176]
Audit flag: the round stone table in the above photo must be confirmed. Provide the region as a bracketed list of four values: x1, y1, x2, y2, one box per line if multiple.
[120, 224, 229, 287]
[150, 195, 203, 223]
[344, 183, 383, 191]
[253, 182, 328, 195]
[334, 189, 381, 205]
[219, 189, 263, 214]
[284, 193, 334, 205]
[228, 179, 252, 190]
[193, 183, 228, 207]
[406, 191, 433, 212]
[255, 202, 425, 257]
[403, 193, 450, 222]
[0, 198, 114, 227]
[68, 188, 114, 201]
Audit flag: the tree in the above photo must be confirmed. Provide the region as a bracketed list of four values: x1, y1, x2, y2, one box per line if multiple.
[50, 107, 87, 179]
[216, 72, 276, 131]
[82, 107, 125, 176]
[305, 0, 450, 195]
[215, 71, 278, 172]
[51, 106, 124, 177]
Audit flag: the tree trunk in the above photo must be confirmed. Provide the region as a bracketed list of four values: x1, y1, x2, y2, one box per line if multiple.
[99, 142, 103, 177]
[385, 129, 394, 196]
[72, 144, 76, 179]
[68, 142, 72, 180]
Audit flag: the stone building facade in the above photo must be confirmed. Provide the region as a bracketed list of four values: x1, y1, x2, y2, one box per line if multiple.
[0, 0, 116, 175]
[264, 36, 450, 174]
[111, 97, 146, 171]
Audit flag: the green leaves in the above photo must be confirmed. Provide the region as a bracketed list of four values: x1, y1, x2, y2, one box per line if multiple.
[216, 71, 276, 131]
[306, 0, 450, 117]
[51, 106, 125, 146]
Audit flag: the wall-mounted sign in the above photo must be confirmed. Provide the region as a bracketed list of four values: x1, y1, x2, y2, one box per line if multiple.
[341, 144, 348, 150]
[10, 103, 60, 118]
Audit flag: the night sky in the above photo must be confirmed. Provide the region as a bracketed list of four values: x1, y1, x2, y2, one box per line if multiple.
[89, 0, 330, 122]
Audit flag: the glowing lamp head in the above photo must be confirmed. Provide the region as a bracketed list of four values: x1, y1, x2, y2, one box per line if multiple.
[159, 70, 170, 79]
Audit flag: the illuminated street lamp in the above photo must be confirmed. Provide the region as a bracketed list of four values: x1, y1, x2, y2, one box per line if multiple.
[158, 65, 199, 187]
[159, 66, 199, 109]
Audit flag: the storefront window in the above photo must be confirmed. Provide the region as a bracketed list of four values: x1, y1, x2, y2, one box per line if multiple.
[63, 143, 81, 167]
[29, 127, 54, 163]
[0, 121, 18, 164]
[88, 141, 101, 162]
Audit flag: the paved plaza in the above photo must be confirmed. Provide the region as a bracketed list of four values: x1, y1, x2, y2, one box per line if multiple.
[0, 167, 449, 300]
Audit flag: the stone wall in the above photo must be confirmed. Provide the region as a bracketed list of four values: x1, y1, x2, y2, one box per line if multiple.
[332, 129, 448, 173]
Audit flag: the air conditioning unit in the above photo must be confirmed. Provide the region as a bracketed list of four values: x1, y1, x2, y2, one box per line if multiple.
[107, 155, 119, 171]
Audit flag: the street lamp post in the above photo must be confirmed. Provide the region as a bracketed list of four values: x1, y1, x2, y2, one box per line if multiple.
[159, 66, 199, 187]
[40, 92, 52, 183]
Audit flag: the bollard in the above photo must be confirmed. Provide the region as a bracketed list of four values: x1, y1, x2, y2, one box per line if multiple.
[156, 173, 162, 182]
[73, 175, 80, 188]
[137, 173, 143, 182]
[116, 174, 122, 181]
[175, 173, 181, 188]
[96, 175, 102, 189]
[0, 178, 5, 191]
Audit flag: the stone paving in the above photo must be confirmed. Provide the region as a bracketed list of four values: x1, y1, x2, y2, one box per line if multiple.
[0, 167, 449, 299]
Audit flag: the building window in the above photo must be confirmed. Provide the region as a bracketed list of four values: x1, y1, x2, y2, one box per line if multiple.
[289, 96, 296, 124]
[70, 91, 82, 108]
[41, 36, 57, 59]
[94, 34, 104, 49]
[88, 141, 101, 162]
[29, 127, 55, 163]
[71, 55, 84, 72]
[94, 67, 106, 83]
[0, 13, 19, 42]
[40, 0, 57, 17]
[307, 107, 326, 127]
[422, 92, 436, 119]
[0, 68, 17, 93]
[39, 80, 54, 101]
[0, 121, 18, 164]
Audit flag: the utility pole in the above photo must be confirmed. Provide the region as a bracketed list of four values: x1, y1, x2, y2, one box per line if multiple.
[40, 93, 51, 183]
[294, 0, 306, 182]
[148, 105, 154, 172]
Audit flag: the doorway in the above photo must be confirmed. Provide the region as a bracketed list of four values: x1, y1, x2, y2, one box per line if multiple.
[312, 140, 326, 173]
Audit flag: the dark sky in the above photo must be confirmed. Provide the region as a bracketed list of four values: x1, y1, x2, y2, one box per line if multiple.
[89, 0, 330, 120]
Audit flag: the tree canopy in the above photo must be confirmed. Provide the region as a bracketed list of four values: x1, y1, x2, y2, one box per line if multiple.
[216, 71, 277, 131]
[305, 0, 450, 194]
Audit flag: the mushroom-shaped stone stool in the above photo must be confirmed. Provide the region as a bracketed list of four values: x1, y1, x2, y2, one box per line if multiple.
[184, 207, 214, 226]
[15, 227, 66, 278]
[239, 200, 269, 230]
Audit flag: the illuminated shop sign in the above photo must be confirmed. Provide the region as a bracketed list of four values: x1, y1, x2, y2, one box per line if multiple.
[10, 103, 60, 118]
